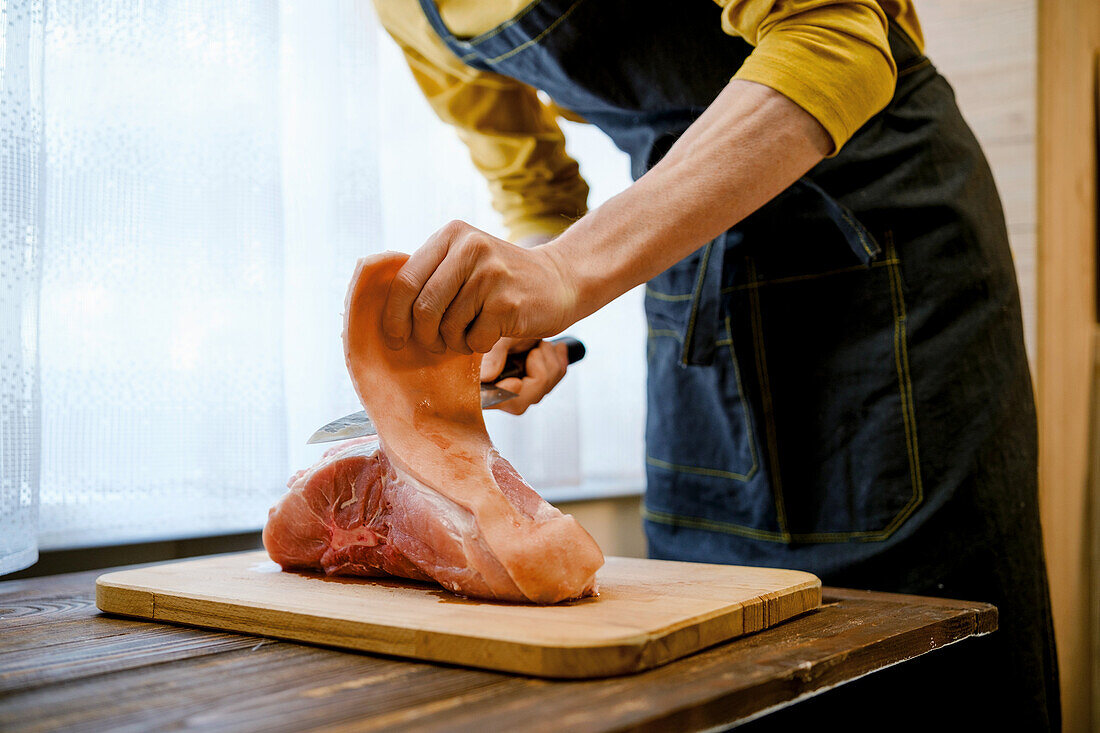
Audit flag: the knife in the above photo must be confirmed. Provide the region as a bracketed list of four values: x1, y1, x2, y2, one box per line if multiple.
[307, 337, 586, 444]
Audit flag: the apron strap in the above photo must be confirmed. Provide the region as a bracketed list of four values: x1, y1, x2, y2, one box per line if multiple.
[795, 177, 882, 265]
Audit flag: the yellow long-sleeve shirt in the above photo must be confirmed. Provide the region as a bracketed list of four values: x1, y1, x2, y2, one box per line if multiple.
[371, 1, 924, 241]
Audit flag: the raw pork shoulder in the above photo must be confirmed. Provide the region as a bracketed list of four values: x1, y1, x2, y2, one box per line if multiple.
[263, 253, 604, 603]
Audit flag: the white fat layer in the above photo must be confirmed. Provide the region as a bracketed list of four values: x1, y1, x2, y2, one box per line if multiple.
[287, 439, 381, 492]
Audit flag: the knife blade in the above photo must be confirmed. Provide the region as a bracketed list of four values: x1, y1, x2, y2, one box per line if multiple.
[306, 336, 586, 445]
[307, 385, 518, 444]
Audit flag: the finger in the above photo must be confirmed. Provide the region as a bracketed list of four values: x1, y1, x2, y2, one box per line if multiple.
[513, 337, 542, 352]
[551, 340, 569, 372]
[526, 346, 566, 402]
[492, 377, 527, 414]
[480, 341, 511, 382]
[491, 377, 529, 415]
[529, 347, 566, 400]
[534, 341, 568, 385]
[516, 349, 554, 407]
[497, 400, 530, 416]
[439, 280, 485, 355]
[466, 310, 504, 354]
[523, 346, 550, 385]
[413, 255, 473, 353]
[491, 341, 567, 415]
[495, 377, 524, 394]
[381, 221, 461, 349]
[481, 337, 541, 382]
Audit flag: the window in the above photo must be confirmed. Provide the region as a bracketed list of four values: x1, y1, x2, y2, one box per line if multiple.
[0, 0, 643, 572]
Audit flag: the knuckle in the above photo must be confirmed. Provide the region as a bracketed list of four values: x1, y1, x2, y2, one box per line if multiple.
[488, 295, 520, 316]
[440, 321, 466, 347]
[484, 258, 508, 281]
[412, 298, 436, 319]
[438, 316, 460, 338]
[462, 234, 489, 258]
[381, 309, 404, 328]
[390, 274, 417, 298]
[440, 219, 466, 239]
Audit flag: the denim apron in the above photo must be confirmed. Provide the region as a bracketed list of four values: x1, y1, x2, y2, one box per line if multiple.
[415, 1, 1058, 728]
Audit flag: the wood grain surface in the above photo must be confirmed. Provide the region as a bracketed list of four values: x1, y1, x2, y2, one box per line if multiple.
[1037, 1, 1100, 729]
[0, 561, 997, 733]
[94, 552, 821, 678]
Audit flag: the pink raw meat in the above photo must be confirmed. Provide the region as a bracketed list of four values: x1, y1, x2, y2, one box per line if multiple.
[263, 253, 604, 603]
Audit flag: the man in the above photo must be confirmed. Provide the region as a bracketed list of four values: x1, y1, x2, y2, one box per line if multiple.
[370, 1, 1059, 728]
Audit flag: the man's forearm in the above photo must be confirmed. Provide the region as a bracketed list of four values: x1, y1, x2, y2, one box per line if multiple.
[543, 79, 832, 323]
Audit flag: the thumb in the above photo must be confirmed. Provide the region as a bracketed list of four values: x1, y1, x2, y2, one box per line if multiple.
[479, 341, 509, 382]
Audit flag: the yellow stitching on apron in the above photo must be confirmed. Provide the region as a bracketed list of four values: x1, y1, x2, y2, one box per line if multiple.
[646, 456, 755, 482]
[646, 327, 682, 341]
[747, 259, 791, 541]
[642, 507, 787, 542]
[680, 241, 714, 365]
[878, 233, 924, 536]
[482, 0, 587, 65]
[648, 257, 902, 302]
[643, 506, 907, 542]
[725, 316, 760, 480]
[644, 286, 694, 302]
[721, 259, 900, 293]
[460, 0, 547, 47]
[644, 320, 760, 482]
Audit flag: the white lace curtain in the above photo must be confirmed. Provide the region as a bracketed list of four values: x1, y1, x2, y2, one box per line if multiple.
[0, 0, 643, 574]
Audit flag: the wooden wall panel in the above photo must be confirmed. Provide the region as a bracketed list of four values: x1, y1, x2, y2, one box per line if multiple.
[1038, 1, 1100, 730]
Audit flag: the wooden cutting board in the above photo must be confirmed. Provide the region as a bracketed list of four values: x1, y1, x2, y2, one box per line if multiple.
[96, 551, 820, 678]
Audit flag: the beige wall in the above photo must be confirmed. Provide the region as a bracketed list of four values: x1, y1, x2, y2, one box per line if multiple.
[918, 0, 1038, 362]
[558, 496, 646, 558]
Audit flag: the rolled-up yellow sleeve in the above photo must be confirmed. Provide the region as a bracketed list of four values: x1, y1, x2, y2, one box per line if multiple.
[716, 0, 897, 152]
[374, 1, 588, 241]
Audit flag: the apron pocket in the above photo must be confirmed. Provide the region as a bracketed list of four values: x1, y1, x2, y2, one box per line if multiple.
[731, 239, 924, 542]
[644, 234, 923, 544]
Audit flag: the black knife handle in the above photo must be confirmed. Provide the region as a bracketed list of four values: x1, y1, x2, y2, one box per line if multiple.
[493, 337, 586, 382]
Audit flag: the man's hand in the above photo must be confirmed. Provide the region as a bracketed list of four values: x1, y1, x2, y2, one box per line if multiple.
[480, 337, 570, 416]
[381, 221, 577, 355]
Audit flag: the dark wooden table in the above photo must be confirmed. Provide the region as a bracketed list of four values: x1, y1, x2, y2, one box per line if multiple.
[1, 561, 996, 732]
